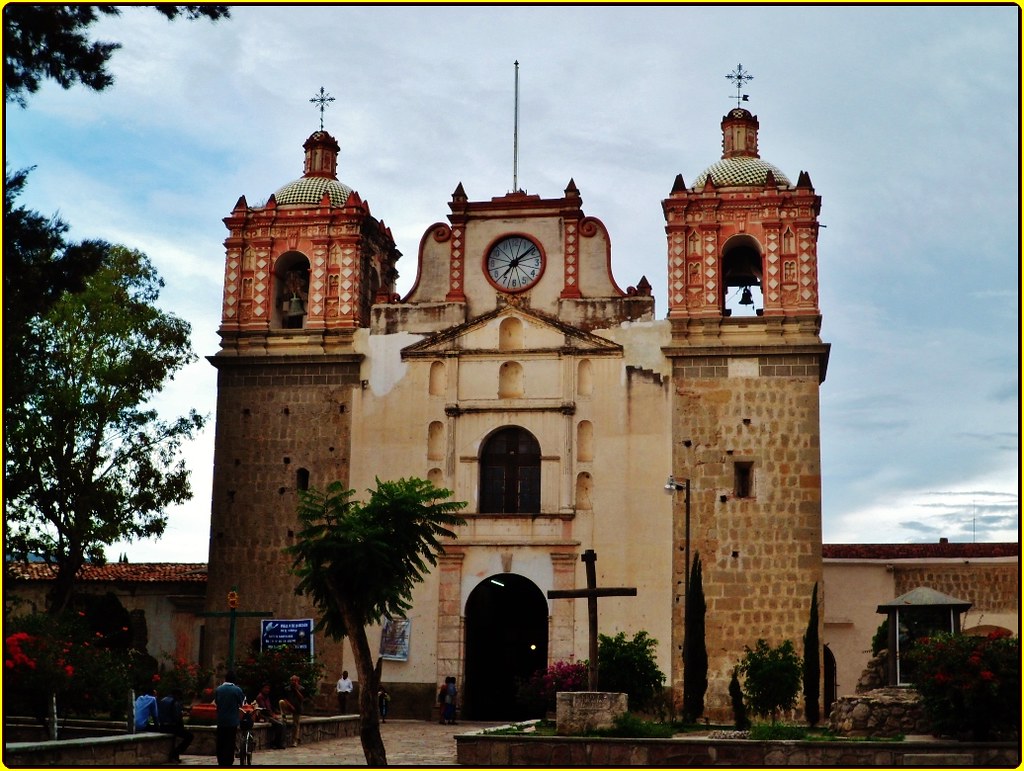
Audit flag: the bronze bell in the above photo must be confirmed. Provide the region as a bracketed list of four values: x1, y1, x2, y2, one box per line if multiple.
[738, 286, 754, 306]
[287, 293, 305, 315]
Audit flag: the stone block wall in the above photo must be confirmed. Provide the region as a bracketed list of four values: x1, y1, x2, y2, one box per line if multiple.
[203, 356, 360, 676]
[894, 564, 1018, 612]
[670, 351, 825, 720]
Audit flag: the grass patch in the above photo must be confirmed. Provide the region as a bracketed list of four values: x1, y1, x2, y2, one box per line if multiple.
[749, 723, 808, 740]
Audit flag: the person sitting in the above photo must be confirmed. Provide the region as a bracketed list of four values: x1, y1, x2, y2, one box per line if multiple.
[134, 688, 160, 732]
[157, 689, 194, 761]
[278, 674, 305, 747]
[255, 683, 286, 749]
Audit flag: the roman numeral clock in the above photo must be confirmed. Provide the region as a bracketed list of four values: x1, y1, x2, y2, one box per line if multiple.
[485, 234, 544, 292]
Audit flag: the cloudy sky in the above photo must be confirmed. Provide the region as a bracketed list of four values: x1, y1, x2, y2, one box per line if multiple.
[6, 5, 1018, 561]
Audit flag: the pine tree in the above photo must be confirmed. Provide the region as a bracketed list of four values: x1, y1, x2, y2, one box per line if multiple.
[681, 552, 708, 723]
[803, 582, 821, 725]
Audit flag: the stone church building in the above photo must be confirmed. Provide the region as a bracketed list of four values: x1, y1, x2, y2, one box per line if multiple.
[203, 106, 829, 720]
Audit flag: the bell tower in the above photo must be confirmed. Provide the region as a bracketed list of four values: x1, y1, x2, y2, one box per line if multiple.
[663, 104, 829, 719]
[203, 128, 400, 677]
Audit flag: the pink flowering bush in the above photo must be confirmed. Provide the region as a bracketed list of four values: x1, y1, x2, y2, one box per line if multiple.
[5, 613, 130, 721]
[904, 630, 1019, 740]
[516, 658, 589, 716]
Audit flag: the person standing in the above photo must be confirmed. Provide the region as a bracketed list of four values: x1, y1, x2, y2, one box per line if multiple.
[278, 674, 305, 747]
[214, 670, 245, 766]
[157, 689, 194, 761]
[335, 670, 353, 713]
[377, 685, 390, 723]
[134, 688, 159, 731]
[442, 677, 458, 725]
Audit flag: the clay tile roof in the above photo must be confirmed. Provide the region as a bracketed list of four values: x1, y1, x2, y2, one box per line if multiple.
[6, 562, 207, 583]
[822, 542, 1019, 560]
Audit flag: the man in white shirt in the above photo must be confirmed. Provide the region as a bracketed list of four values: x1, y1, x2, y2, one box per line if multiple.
[335, 670, 353, 713]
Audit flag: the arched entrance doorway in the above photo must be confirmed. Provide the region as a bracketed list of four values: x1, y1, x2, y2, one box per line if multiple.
[464, 573, 548, 720]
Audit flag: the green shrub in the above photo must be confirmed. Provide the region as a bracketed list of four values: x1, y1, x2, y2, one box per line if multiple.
[737, 638, 802, 723]
[904, 630, 1020, 740]
[597, 630, 666, 712]
[595, 711, 674, 738]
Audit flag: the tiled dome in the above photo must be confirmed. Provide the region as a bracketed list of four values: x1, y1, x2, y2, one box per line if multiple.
[273, 176, 353, 206]
[693, 156, 791, 188]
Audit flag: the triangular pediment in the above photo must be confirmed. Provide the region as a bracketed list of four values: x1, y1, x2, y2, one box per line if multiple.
[402, 305, 622, 358]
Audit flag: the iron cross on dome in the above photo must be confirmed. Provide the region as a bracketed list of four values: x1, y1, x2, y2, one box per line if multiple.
[310, 86, 335, 131]
[726, 64, 754, 108]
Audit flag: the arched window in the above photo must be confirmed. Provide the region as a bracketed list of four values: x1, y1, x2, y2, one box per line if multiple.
[479, 427, 540, 514]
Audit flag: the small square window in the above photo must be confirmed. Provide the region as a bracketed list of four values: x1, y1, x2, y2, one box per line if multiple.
[734, 462, 754, 498]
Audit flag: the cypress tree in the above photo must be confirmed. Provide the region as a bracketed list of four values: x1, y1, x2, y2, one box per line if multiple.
[803, 582, 821, 725]
[681, 552, 708, 723]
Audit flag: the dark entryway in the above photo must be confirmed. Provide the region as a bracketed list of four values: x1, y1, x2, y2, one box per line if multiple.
[463, 573, 548, 720]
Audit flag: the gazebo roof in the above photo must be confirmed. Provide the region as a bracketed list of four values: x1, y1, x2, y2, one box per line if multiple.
[876, 586, 973, 614]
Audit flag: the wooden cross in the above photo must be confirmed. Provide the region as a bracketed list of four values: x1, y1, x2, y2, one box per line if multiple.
[547, 549, 637, 690]
[196, 586, 274, 670]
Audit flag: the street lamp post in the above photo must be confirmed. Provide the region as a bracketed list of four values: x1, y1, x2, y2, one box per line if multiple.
[664, 475, 691, 597]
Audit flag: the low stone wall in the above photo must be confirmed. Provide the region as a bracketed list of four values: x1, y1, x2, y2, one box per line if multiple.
[4, 732, 175, 767]
[455, 733, 1020, 767]
[187, 715, 359, 755]
[828, 687, 929, 738]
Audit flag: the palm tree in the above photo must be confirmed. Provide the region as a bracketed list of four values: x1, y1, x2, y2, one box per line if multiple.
[288, 478, 466, 765]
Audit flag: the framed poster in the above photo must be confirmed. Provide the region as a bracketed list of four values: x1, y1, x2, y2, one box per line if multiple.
[379, 618, 411, 661]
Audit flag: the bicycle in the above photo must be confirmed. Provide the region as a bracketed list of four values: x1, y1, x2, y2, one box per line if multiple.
[236, 700, 262, 766]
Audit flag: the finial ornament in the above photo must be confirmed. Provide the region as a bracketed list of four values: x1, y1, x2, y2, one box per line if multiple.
[725, 64, 754, 108]
[309, 86, 335, 132]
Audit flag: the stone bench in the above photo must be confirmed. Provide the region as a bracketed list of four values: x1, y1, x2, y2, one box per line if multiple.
[4, 731, 176, 766]
[186, 714, 359, 755]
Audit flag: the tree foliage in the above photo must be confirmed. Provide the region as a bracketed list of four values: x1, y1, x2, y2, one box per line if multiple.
[737, 638, 803, 723]
[4, 245, 205, 614]
[802, 582, 821, 726]
[597, 630, 666, 712]
[681, 551, 708, 723]
[3, 4, 229, 105]
[288, 478, 466, 765]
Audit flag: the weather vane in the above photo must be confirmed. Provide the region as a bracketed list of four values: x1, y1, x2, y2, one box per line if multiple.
[726, 64, 754, 108]
[309, 86, 335, 132]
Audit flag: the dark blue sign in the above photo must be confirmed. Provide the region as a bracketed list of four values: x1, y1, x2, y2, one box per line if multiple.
[260, 618, 314, 656]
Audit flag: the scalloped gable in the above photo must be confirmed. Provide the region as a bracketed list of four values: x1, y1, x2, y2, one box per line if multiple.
[400, 304, 622, 358]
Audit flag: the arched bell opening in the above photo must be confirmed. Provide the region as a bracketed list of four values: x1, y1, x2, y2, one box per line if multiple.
[273, 252, 311, 329]
[721, 235, 764, 318]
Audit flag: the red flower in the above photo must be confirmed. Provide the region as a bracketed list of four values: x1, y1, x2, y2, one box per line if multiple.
[979, 670, 995, 681]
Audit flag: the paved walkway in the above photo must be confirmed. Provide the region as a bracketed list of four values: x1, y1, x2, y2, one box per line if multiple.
[179, 719, 502, 766]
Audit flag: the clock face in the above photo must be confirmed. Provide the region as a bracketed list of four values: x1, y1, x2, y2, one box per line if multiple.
[486, 235, 544, 292]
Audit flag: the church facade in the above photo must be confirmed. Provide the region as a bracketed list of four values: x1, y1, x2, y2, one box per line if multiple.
[203, 107, 828, 720]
